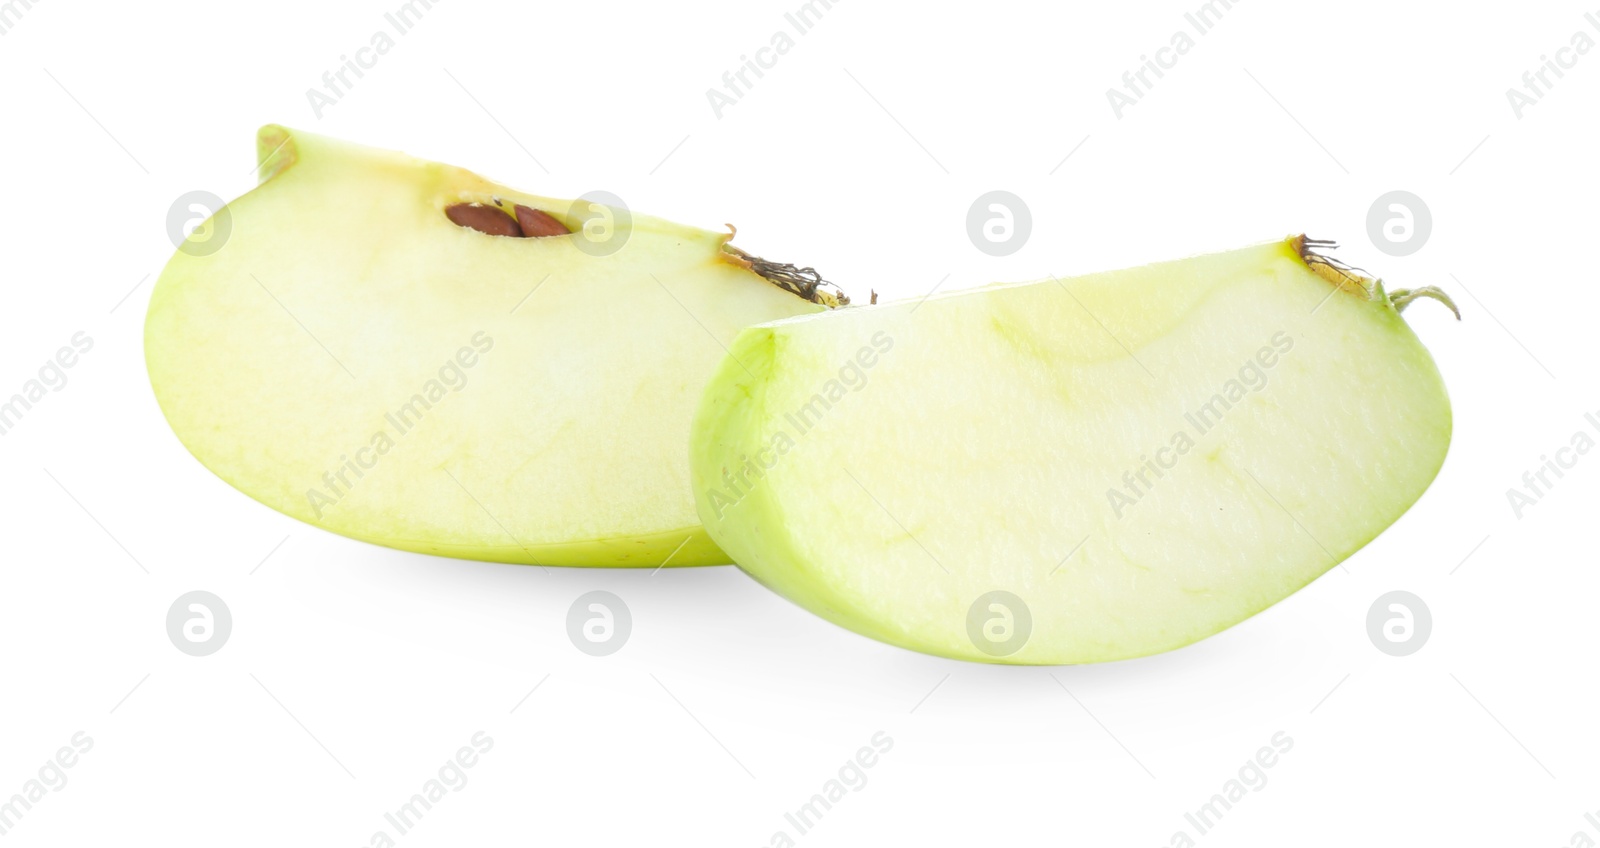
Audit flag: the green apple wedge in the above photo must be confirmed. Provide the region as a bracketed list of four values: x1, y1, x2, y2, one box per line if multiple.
[690, 236, 1454, 663]
[146, 126, 836, 566]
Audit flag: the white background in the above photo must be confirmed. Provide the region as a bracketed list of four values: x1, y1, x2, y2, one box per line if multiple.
[1, 0, 1595, 845]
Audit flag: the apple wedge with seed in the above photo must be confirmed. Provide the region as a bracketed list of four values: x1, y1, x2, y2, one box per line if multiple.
[146, 126, 839, 566]
[690, 237, 1454, 663]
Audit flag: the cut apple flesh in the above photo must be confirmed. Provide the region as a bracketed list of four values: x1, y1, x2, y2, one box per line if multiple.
[146, 126, 827, 566]
[690, 237, 1451, 663]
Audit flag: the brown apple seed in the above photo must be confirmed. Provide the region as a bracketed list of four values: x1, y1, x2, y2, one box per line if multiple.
[446, 203, 523, 237]
[515, 205, 571, 237]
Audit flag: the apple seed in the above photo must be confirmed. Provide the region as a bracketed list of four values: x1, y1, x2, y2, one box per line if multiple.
[515, 205, 571, 237]
[446, 203, 522, 237]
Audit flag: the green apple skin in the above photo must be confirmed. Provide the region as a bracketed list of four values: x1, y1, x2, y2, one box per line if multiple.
[146, 126, 822, 566]
[690, 237, 1451, 663]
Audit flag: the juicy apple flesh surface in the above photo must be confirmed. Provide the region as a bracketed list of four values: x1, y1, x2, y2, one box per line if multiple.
[691, 237, 1451, 663]
[146, 126, 822, 566]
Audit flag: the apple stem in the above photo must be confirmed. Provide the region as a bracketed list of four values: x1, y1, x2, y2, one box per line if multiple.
[1296, 236, 1461, 321]
[1297, 236, 1381, 301]
[1388, 286, 1461, 320]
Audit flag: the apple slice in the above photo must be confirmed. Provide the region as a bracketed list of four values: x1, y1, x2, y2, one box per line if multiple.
[690, 237, 1453, 663]
[146, 126, 836, 566]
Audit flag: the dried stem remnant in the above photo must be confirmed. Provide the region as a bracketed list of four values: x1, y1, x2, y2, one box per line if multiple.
[1294, 235, 1460, 319]
[723, 242, 849, 308]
